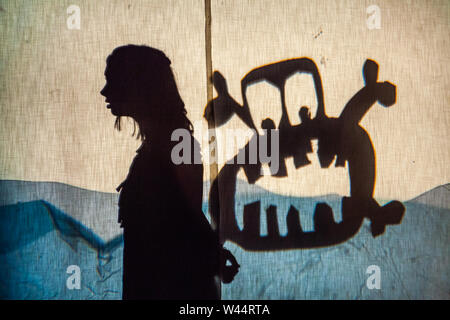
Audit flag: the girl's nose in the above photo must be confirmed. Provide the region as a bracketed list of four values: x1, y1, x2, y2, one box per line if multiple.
[100, 85, 108, 97]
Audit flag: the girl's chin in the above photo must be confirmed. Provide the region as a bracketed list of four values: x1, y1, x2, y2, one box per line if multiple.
[108, 105, 119, 115]
[110, 108, 120, 116]
[108, 105, 134, 117]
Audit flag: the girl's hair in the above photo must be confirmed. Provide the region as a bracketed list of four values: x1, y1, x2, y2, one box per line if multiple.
[107, 45, 193, 140]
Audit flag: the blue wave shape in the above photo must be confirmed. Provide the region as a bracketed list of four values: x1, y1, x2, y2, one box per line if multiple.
[0, 182, 448, 300]
[0, 200, 123, 299]
[0, 200, 122, 255]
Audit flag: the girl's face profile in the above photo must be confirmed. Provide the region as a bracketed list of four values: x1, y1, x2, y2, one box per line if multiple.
[100, 62, 147, 119]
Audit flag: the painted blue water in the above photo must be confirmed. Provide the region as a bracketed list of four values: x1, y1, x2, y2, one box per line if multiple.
[0, 185, 448, 299]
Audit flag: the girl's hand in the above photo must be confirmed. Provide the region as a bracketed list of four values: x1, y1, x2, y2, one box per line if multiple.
[220, 248, 240, 284]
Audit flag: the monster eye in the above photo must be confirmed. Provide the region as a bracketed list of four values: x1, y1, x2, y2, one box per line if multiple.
[246, 81, 281, 135]
[285, 72, 318, 125]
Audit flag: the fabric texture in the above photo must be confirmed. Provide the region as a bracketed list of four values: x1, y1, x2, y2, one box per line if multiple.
[0, 0, 448, 299]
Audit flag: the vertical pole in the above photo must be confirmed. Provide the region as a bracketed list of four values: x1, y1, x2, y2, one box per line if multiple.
[204, 0, 218, 182]
[204, 0, 222, 298]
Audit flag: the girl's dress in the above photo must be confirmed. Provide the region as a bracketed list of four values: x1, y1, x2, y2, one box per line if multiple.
[117, 138, 220, 299]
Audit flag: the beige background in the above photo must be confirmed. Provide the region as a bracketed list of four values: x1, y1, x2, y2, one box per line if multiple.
[0, 0, 208, 194]
[0, 0, 449, 202]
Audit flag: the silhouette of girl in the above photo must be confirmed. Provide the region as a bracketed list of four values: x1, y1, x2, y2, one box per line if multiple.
[100, 45, 238, 299]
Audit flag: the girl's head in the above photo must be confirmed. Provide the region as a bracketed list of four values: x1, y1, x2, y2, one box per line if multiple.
[101, 45, 193, 140]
